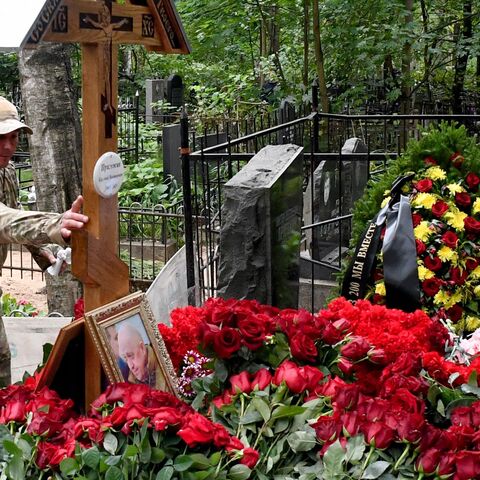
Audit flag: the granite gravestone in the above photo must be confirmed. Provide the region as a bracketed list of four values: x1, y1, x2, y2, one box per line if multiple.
[146, 79, 166, 123]
[217, 144, 304, 309]
[162, 124, 182, 182]
[303, 138, 369, 280]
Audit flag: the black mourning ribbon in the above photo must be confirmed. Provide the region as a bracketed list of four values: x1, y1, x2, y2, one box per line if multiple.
[342, 173, 420, 312]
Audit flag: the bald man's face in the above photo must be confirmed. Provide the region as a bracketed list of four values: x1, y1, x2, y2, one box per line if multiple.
[118, 329, 148, 382]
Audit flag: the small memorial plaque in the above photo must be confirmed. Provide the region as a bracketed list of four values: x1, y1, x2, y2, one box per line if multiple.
[93, 152, 124, 198]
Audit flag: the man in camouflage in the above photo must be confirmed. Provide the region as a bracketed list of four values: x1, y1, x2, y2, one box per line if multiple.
[0, 96, 88, 386]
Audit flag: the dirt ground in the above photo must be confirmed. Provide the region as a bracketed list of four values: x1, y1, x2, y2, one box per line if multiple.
[1, 250, 48, 314]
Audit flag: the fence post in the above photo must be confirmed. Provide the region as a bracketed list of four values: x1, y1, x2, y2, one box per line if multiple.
[180, 108, 196, 305]
[134, 90, 140, 163]
[312, 78, 319, 153]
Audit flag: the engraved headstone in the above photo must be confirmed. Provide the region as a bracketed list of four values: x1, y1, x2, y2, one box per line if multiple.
[166, 74, 183, 108]
[218, 144, 304, 309]
[303, 138, 369, 280]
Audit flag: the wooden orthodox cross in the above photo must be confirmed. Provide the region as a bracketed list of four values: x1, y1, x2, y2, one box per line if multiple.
[21, 0, 190, 404]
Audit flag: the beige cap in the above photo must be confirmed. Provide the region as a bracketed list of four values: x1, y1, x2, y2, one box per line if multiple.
[0, 96, 33, 135]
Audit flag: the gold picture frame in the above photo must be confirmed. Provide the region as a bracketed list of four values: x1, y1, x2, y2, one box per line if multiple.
[85, 291, 178, 395]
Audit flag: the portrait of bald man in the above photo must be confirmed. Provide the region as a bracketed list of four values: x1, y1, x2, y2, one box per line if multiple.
[117, 321, 167, 391]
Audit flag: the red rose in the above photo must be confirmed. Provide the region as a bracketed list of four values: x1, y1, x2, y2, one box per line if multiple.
[213, 327, 241, 358]
[240, 447, 260, 468]
[422, 278, 442, 297]
[272, 360, 308, 394]
[446, 304, 463, 323]
[212, 391, 233, 409]
[450, 151, 465, 168]
[441, 231, 459, 248]
[362, 422, 395, 449]
[466, 258, 479, 271]
[334, 383, 361, 411]
[437, 453, 456, 477]
[450, 266, 467, 285]
[198, 322, 221, 350]
[74, 297, 84, 320]
[411, 213, 422, 227]
[431, 200, 449, 217]
[250, 368, 272, 391]
[321, 323, 344, 344]
[337, 357, 355, 375]
[455, 451, 480, 480]
[466, 172, 480, 191]
[230, 371, 252, 394]
[416, 239, 426, 255]
[424, 256, 442, 272]
[178, 413, 214, 446]
[464, 216, 480, 235]
[2, 400, 26, 423]
[424, 156, 437, 166]
[395, 412, 425, 443]
[455, 192, 471, 208]
[341, 411, 362, 437]
[451, 406, 473, 427]
[416, 448, 441, 475]
[152, 407, 182, 431]
[238, 316, 266, 350]
[415, 178, 433, 192]
[300, 365, 324, 391]
[313, 413, 341, 443]
[340, 336, 371, 361]
[368, 348, 387, 365]
[290, 332, 318, 363]
[212, 423, 233, 448]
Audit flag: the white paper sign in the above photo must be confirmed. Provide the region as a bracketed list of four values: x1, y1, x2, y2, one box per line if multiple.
[93, 152, 124, 198]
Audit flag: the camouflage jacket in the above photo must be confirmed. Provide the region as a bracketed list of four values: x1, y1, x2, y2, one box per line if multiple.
[0, 162, 65, 272]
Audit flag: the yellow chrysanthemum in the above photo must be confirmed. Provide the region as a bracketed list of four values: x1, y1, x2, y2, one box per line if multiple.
[433, 290, 450, 306]
[450, 290, 463, 306]
[471, 266, 480, 280]
[412, 193, 437, 209]
[437, 246, 458, 263]
[414, 221, 433, 242]
[425, 166, 447, 181]
[381, 196, 391, 208]
[375, 282, 386, 296]
[446, 183, 465, 194]
[465, 315, 480, 332]
[472, 198, 480, 215]
[474, 285, 480, 298]
[444, 209, 467, 231]
[418, 265, 435, 281]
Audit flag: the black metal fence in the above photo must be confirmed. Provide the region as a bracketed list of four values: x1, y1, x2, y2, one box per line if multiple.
[180, 85, 480, 309]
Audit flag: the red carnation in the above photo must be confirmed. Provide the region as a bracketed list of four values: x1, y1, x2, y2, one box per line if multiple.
[422, 278, 442, 297]
[455, 192, 471, 209]
[415, 178, 433, 192]
[466, 258, 479, 271]
[466, 172, 480, 191]
[464, 216, 480, 235]
[441, 231, 458, 249]
[431, 200, 449, 218]
[450, 151, 464, 169]
[424, 256, 442, 272]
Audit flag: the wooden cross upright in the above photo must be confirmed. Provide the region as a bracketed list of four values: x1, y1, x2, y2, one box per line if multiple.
[21, 0, 190, 403]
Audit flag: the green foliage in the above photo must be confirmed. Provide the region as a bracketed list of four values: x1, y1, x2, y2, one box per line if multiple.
[1, 293, 43, 317]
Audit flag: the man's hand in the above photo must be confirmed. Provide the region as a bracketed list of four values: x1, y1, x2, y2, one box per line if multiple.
[61, 195, 89, 240]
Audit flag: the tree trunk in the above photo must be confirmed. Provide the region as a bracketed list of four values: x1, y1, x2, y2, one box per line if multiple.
[18, 44, 83, 316]
[312, 0, 329, 112]
[452, 1, 472, 113]
[303, 0, 310, 88]
[400, 0, 414, 114]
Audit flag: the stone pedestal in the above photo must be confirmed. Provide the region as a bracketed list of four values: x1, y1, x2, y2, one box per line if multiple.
[218, 144, 304, 308]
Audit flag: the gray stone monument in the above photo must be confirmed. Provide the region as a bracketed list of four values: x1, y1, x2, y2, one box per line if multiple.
[145, 78, 166, 123]
[302, 137, 369, 280]
[217, 144, 304, 309]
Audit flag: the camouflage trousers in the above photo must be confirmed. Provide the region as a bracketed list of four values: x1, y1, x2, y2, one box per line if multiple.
[0, 317, 10, 387]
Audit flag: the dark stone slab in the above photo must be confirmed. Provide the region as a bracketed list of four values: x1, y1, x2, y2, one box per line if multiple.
[218, 144, 304, 309]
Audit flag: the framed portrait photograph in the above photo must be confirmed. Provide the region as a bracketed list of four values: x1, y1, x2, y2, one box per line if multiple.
[85, 292, 178, 395]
